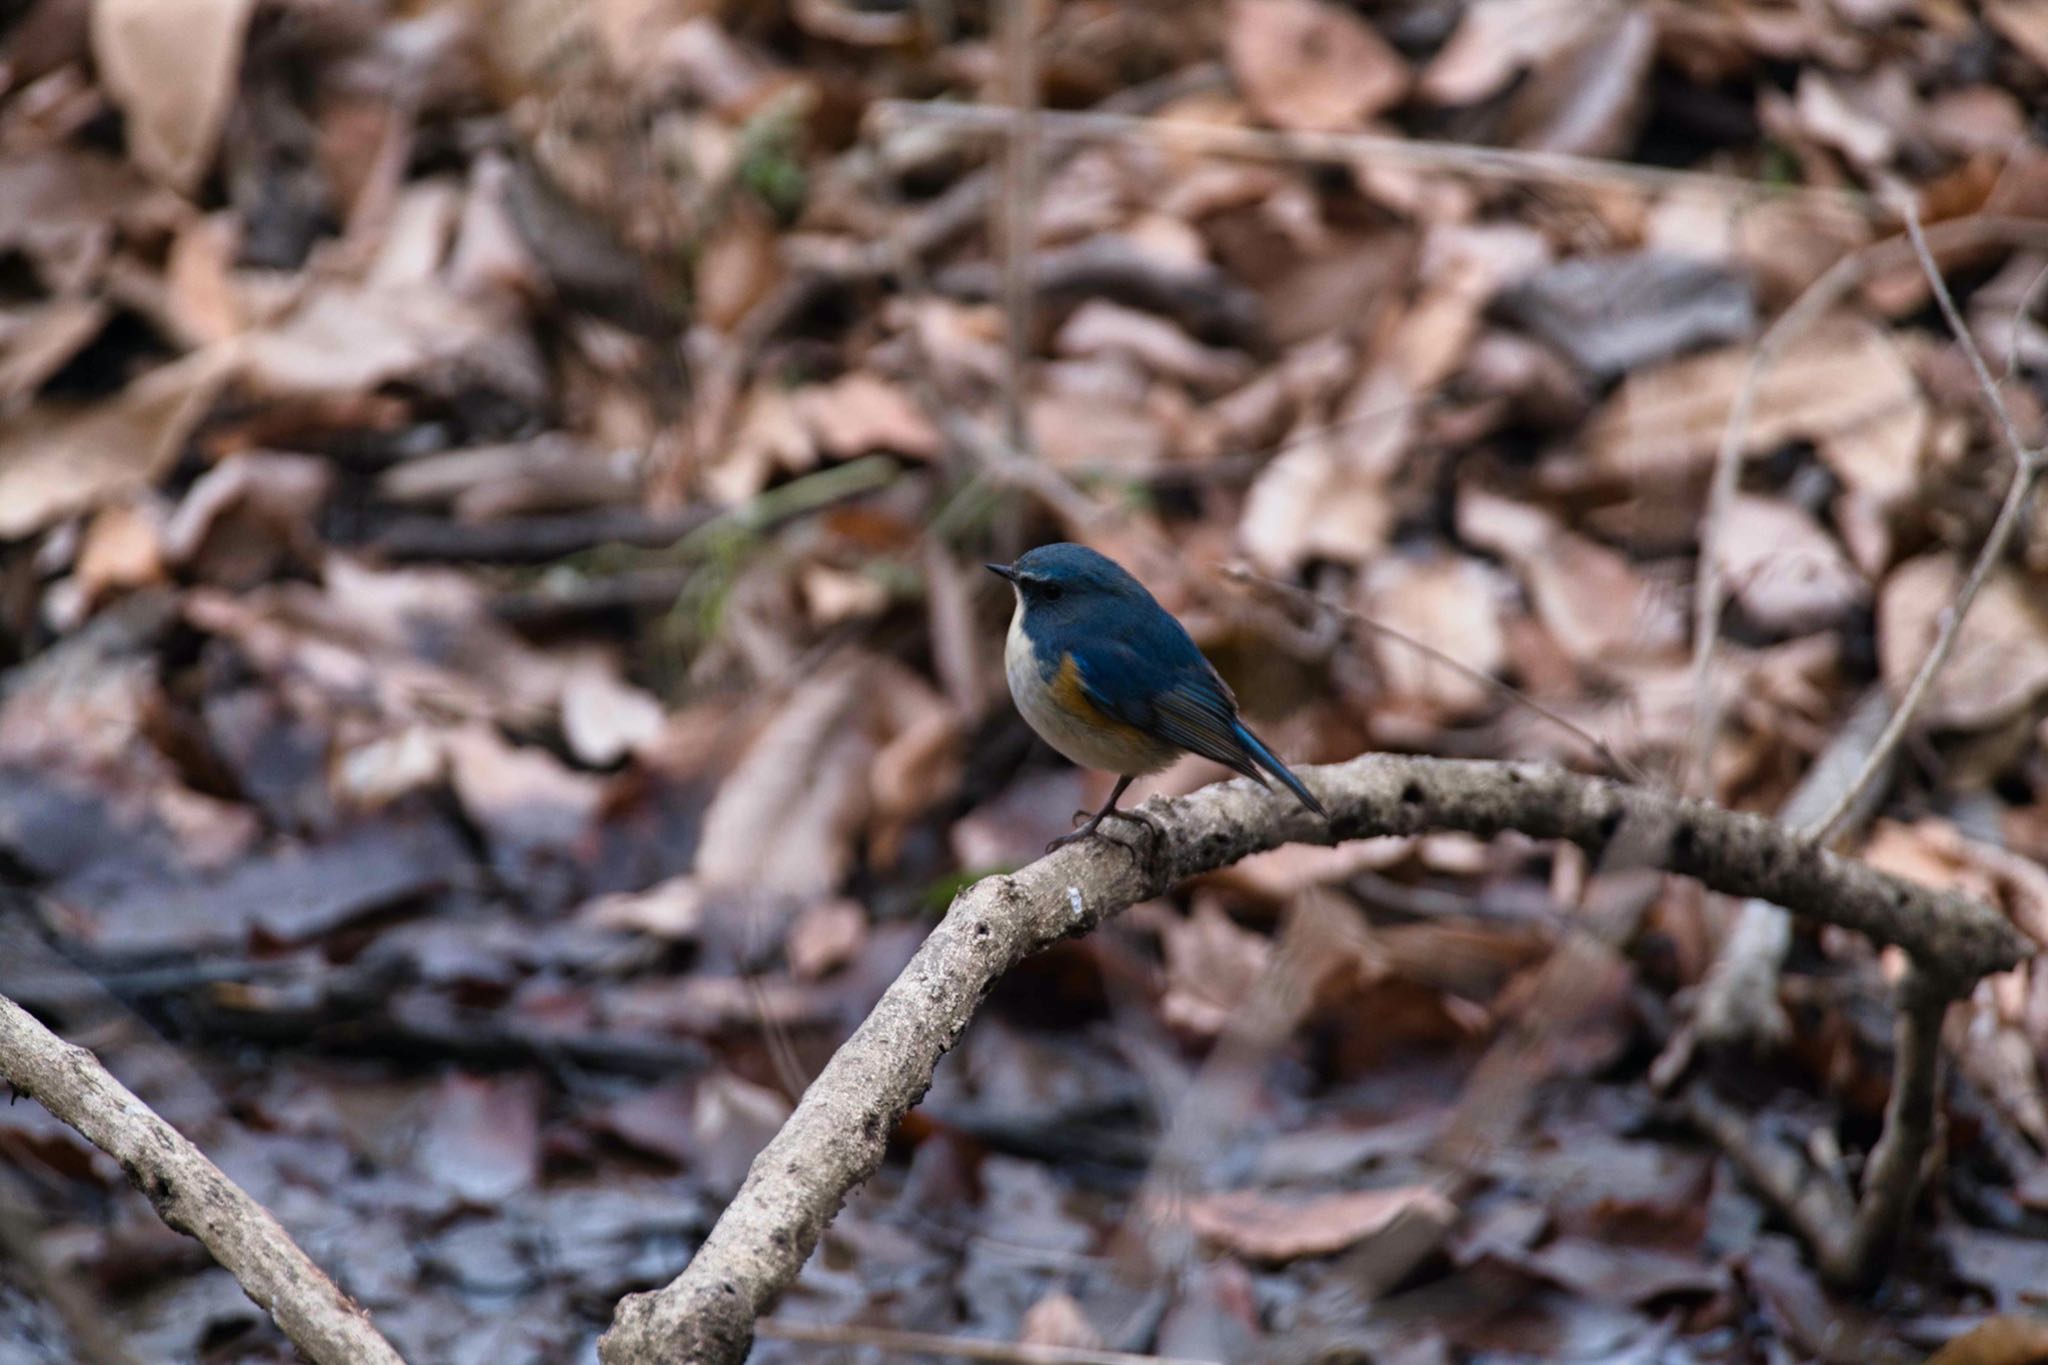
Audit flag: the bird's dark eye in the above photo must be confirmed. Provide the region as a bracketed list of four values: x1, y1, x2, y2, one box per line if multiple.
[1041, 584, 1063, 602]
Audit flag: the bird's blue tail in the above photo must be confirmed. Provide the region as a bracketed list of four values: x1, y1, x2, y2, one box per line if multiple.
[1231, 722, 1327, 818]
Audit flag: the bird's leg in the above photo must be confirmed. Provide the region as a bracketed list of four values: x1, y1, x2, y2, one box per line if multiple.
[1048, 775, 1160, 853]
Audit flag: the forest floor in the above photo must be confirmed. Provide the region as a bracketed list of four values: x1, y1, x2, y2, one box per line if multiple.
[4, 1, 2048, 1361]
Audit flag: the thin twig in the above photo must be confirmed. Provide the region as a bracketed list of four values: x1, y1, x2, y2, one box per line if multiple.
[1225, 565, 1646, 785]
[1999, 257, 2048, 380]
[757, 1318, 1217, 1365]
[868, 102, 1876, 216]
[1686, 251, 1868, 795]
[1686, 215, 2048, 799]
[1833, 968, 1951, 1281]
[1804, 203, 2048, 845]
[1910, 204, 2039, 466]
[0, 996, 405, 1365]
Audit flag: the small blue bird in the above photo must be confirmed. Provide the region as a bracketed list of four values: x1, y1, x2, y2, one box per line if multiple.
[989, 543, 1327, 852]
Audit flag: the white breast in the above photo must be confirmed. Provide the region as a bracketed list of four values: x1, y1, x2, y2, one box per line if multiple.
[1004, 600, 1176, 776]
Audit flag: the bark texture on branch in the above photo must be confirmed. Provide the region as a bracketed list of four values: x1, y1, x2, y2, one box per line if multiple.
[0, 996, 405, 1365]
[599, 755, 2027, 1364]
[1695, 686, 1894, 1047]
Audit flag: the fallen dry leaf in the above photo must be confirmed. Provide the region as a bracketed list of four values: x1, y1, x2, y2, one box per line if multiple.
[1202, 837, 1414, 903]
[704, 385, 816, 504]
[786, 898, 866, 980]
[1926, 1313, 2048, 1365]
[1500, 251, 1753, 379]
[333, 725, 445, 811]
[74, 501, 167, 604]
[1716, 495, 1865, 635]
[1988, 1, 2048, 78]
[1499, 3, 1656, 158]
[560, 652, 666, 768]
[1018, 1292, 1104, 1351]
[1184, 1184, 1456, 1263]
[0, 345, 236, 539]
[444, 723, 604, 874]
[1225, 0, 1406, 134]
[1585, 314, 1924, 498]
[1360, 554, 1508, 716]
[580, 875, 704, 941]
[1420, 0, 1614, 105]
[1941, 1223, 2048, 1314]
[1793, 69, 1897, 171]
[1878, 555, 2048, 730]
[242, 283, 542, 402]
[1522, 528, 1684, 666]
[0, 150, 177, 294]
[162, 452, 332, 587]
[694, 658, 875, 901]
[694, 199, 783, 332]
[1161, 897, 1272, 1037]
[1239, 367, 1410, 574]
[866, 669, 962, 868]
[1029, 391, 1168, 475]
[415, 1072, 541, 1206]
[1055, 299, 1250, 393]
[91, 0, 258, 192]
[0, 296, 110, 402]
[799, 563, 890, 627]
[1521, 1235, 1727, 1304]
[793, 372, 941, 461]
[693, 1072, 791, 1198]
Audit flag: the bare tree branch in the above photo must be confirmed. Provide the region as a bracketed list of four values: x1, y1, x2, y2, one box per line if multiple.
[598, 755, 2026, 1364]
[0, 996, 406, 1365]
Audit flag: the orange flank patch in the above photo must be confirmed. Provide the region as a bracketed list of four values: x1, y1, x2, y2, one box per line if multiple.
[1053, 654, 1147, 743]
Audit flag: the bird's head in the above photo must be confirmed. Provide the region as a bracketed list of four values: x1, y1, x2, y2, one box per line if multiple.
[986, 542, 1150, 626]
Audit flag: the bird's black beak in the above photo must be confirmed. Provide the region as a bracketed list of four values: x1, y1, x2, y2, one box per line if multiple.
[985, 563, 1016, 582]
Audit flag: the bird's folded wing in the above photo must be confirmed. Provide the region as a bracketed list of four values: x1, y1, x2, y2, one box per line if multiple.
[1071, 641, 1267, 785]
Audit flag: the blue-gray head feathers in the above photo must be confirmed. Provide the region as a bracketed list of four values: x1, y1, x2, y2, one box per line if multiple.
[989, 543, 1152, 621]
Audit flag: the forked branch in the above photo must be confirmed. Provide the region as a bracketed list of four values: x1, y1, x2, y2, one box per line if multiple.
[599, 754, 2025, 1364]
